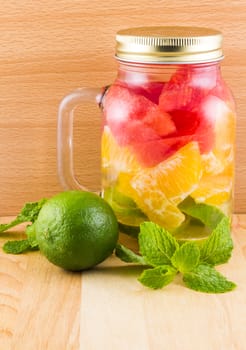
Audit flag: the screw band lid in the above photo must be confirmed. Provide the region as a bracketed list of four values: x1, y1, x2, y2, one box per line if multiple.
[116, 26, 223, 64]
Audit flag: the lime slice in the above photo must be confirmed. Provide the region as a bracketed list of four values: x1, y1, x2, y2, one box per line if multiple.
[103, 186, 148, 227]
[172, 218, 212, 246]
[118, 223, 140, 238]
[110, 187, 138, 208]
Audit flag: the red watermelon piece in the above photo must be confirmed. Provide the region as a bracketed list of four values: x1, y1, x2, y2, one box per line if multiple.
[158, 66, 218, 154]
[161, 108, 215, 154]
[114, 80, 165, 104]
[131, 135, 193, 167]
[126, 81, 165, 104]
[103, 66, 221, 168]
[104, 84, 176, 146]
[159, 65, 218, 112]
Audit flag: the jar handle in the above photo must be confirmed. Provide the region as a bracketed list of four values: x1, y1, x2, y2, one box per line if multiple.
[57, 87, 105, 191]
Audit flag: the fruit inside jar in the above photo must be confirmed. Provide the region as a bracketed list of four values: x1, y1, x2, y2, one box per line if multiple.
[101, 63, 236, 239]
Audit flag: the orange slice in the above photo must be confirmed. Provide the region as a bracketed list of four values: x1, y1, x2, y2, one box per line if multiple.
[201, 96, 235, 176]
[118, 142, 202, 230]
[101, 126, 140, 183]
[191, 97, 235, 206]
[191, 175, 233, 205]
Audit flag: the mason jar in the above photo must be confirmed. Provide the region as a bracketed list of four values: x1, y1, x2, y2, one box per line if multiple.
[58, 26, 236, 239]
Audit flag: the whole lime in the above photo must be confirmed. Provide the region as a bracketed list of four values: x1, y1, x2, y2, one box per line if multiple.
[35, 191, 119, 271]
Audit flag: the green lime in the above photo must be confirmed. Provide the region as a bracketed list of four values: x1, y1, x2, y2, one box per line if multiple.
[35, 191, 119, 271]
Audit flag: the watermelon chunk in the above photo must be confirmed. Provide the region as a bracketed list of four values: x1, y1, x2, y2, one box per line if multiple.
[103, 66, 222, 168]
[104, 84, 176, 146]
[159, 65, 218, 112]
[168, 109, 215, 153]
[126, 81, 165, 104]
[158, 66, 218, 154]
[131, 135, 193, 167]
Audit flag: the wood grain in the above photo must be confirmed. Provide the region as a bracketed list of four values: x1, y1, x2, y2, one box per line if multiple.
[80, 217, 246, 350]
[0, 0, 246, 215]
[0, 215, 246, 349]
[0, 221, 81, 350]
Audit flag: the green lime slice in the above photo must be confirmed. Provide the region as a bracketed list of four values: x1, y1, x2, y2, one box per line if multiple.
[118, 222, 140, 238]
[103, 186, 148, 227]
[172, 219, 212, 246]
[104, 186, 137, 208]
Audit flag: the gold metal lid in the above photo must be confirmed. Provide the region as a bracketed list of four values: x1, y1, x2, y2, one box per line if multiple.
[116, 26, 223, 63]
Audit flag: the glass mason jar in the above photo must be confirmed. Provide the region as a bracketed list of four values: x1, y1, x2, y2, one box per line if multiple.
[58, 27, 236, 239]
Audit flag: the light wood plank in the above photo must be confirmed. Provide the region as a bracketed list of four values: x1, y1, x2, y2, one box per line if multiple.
[0, 222, 81, 350]
[79, 216, 246, 350]
[11, 253, 81, 350]
[0, 215, 246, 349]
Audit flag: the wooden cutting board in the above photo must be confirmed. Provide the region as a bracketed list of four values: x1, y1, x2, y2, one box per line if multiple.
[0, 215, 246, 350]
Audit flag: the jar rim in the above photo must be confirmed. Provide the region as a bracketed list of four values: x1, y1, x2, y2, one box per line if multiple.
[116, 26, 224, 64]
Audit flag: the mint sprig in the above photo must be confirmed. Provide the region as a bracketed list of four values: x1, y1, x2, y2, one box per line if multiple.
[115, 203, 236, 294]
[138, 266, 177, 289]
[199, 217, 233, 265]
[139, 222, 179, 266]
[171, 242, 200, 274]
[0, 199, 46, 234]
[115, 244, 145, 264]
[183, 264, 236, 293]
[1, 199, 46, 254]
[3, 240, 31, 254]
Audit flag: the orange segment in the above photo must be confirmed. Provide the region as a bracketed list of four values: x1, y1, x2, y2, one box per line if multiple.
[191, 175, 233, 205]
[201, 151, 225, 176]
[212, 104, 235, 177]
[156, 142, 202, 205]
[119, 171, 184, 230]
[201, 96, 235, 150]
[118, 142, 202, 230]
[201, 97, 235, 176]
[191, 98, 235, 206]
[101, 126, 140, 182]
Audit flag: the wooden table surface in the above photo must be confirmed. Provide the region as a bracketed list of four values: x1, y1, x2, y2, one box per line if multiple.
[0, 215, 246, 350]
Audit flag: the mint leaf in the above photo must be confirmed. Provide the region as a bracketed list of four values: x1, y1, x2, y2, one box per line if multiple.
[1, 201, 44, 254]
[114, 208, 236, 294]
[17, 199, 46, 222]
[183, 264, 236, 293]
[0, 199, 46, 234]
[171, 242, 200, 273]
[3, 223, 40, 254]
[138, 266, 177, 289]
[3, 240, 31, 254]
[200, 217, 233, 265]
[179, 197, 225, 230]
[139, 222, 179, 266]
[179, 198, 233, 266]
[115, 244, 145, 264]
